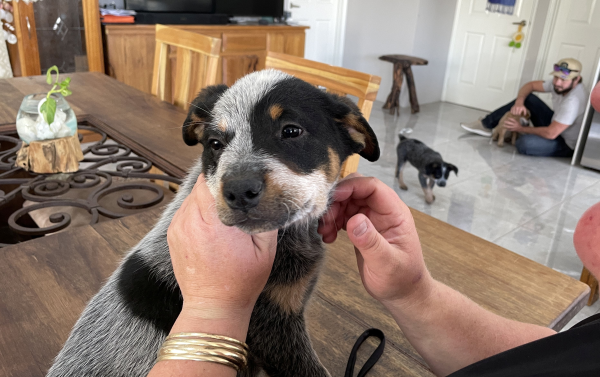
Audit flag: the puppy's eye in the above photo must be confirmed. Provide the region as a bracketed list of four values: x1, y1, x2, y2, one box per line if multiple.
[282, 125, 303, 139]
[209, 139, 223, 151]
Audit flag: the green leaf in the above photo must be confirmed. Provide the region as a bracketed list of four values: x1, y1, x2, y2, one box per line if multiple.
[46, 66, 59, 85]
[61, 88, 72, 97]
[40, 98, 57, 125]
[509, 41, 515, 47]
[60, 77, 71, 89]
[515, 42, 522, 48]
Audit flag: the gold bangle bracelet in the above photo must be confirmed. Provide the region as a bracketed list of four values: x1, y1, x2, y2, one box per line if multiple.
[156, 332, 249, 371]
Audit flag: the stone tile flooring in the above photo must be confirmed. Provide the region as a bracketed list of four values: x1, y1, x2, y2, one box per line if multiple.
[357, 101, 600, 328]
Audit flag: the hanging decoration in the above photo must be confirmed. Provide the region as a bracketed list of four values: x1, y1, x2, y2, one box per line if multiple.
[509, 21, 526, 49]
[0, 0, 14, 78]
[486, 0, 516, 16]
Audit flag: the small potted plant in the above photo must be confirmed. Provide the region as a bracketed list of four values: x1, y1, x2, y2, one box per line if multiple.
[15, 66, 83, 173]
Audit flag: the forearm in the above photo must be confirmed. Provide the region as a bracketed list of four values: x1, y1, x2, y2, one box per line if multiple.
[147, 305, 251, 377]
[515, 83, 534, 105]
[385, 281, 555, 376]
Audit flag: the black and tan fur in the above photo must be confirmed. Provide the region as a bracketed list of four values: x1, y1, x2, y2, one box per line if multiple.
[46, 69, 380, 377]
[395, 135, 457, 204]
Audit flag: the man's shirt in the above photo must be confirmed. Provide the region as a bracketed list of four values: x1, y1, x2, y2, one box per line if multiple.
[542, 79, 587, 149]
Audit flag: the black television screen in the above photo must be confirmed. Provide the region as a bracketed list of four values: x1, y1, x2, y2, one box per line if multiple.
[126, 0, 214, 13]
[215, 0, 284, 18]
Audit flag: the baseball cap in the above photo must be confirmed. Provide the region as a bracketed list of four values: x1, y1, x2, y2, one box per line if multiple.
[550, 58, 582, 80]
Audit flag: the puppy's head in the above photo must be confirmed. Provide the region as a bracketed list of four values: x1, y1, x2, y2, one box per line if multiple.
[425, 162, 458, 187]
[182, 69, 379, 233]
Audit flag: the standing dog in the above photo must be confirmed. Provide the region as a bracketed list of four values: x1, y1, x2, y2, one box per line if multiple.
[491, 110, 531, 147]
[395, 135, 457, 204]
[46, 70, 379, 377]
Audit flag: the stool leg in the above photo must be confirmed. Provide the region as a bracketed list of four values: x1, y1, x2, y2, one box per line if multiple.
[580, 267, 599, 306]
[383, 62, 403, 115]
[403, 65, 420, 114]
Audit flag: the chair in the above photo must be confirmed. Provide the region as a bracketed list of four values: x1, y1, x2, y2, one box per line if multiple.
[264, 51, 381, 177]
[151, 24, 222, 110]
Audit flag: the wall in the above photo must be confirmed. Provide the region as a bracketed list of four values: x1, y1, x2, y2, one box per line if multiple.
[519, 0, 551, 87]
[342, 0, 457, 104]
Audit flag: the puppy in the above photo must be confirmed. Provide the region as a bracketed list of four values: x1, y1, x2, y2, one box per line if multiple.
[395, 135, 457, 204]
[45, 69, 379, 377]
[492, 110, 531, 147]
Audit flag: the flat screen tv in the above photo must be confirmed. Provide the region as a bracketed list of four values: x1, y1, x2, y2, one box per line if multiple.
[125, 0, 284, 18]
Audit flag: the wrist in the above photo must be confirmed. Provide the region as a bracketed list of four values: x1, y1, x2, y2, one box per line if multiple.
[382, 274, 438, 315]
[171, 303, 253, 342]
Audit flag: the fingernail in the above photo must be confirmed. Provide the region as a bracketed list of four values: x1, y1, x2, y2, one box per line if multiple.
[353, 220, 368, 237]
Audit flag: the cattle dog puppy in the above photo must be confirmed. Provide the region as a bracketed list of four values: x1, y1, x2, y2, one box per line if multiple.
[492, 110, 531, 147]
[46, 69, 379, 377]
[395, 135, 457, 204]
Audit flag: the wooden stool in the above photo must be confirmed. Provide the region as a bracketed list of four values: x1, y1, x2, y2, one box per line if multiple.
[379, 55, 428, 115]
[581, 267, 599, 306]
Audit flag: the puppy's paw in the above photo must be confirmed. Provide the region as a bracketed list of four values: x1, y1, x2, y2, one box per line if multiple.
[426, 195, 435, 204]
[400, 184, 408, 190]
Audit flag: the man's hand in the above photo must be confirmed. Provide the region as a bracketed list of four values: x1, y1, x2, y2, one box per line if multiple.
[318, 174, 433, 306]
[510, 101, 528, 116]
[503, 116, 524, 132]
[167, 174, 278, 322]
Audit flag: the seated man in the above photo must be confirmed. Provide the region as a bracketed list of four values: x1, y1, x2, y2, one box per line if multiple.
[461, 58, 587, 157]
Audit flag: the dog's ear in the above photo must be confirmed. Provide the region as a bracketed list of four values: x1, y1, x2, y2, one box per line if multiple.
[425, 162, 439, 176]
[447, 163, 459, 176]
[329, 95, 380, 162]
[182, 84, 228, 146]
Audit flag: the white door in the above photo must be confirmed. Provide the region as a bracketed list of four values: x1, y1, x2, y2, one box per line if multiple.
[286, 0, 346, 66]
[540, 0, 600, 100]
[443, 0, 536, 111]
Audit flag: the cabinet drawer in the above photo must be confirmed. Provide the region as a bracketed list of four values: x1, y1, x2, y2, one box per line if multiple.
[222, 33, 267, 52]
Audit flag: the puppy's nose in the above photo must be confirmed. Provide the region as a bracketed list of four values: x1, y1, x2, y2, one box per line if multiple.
[223, 178, 264, 210]
[437, 181, 446, 187]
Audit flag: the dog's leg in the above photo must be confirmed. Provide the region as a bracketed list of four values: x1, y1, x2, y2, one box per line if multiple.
[511, 131, 518, 145]
[498, 127, 505, 147]
[427, 178, 436, 203]
[398, 162, 408, 190]
[418, 173, 435, 204]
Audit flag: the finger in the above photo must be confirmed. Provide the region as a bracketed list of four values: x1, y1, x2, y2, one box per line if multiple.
[332, 177, 400, 218]
[252, 229, 279, 257]
[346, 214, 390, 267]
[190, 174, 220, 226]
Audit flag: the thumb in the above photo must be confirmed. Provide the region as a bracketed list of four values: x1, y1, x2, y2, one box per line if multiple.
[347, 214, 389, 262]
[252, 229, 279, 255]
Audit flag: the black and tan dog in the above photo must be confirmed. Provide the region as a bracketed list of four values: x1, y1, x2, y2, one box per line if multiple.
[46, 70, 379, 377]
[395, 135, 457, 204]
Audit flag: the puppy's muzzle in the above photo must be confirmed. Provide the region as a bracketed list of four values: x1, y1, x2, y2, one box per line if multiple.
[222, 175, 264, 211]
[436, 180, 447, 187]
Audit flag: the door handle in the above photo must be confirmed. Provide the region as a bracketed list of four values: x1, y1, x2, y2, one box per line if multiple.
[290, 3, 300, 8]
[512, 20, 526, 27]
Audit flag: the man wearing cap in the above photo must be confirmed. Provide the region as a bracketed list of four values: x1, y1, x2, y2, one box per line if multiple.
[461, 58, 587, 157]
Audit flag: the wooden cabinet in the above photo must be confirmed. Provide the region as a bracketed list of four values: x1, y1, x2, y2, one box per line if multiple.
[103, 24, 308, 94]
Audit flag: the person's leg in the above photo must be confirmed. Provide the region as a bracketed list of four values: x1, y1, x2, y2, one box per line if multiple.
[515, 135, 574, 157]
[481, 100, 515, 129]
[522, 94, 554, 127]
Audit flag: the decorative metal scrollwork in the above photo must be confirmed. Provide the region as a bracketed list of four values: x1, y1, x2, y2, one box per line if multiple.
[0, 123, 182, 247]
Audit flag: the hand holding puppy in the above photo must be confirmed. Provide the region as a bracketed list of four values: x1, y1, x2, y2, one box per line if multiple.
[167, 174, 278, 323]
[318, 174, 433, 306]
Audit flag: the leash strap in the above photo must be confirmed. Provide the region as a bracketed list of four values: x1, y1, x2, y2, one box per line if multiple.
[344, 328, 386, 377]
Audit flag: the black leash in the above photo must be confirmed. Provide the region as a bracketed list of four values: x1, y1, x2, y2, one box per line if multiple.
[344, 328, 386, 377]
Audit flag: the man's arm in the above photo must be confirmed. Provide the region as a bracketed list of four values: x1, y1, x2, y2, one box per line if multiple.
[505, 119, 569, 140]
[512, 81, 546, 115]
[318, 176, 556, 377]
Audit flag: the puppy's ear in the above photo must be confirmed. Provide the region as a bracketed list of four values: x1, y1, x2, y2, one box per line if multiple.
[447, 163, 459, 176]
[182, 85, 228, 146]
[425, 162, 439, 176]
[329, 95, 380, 162]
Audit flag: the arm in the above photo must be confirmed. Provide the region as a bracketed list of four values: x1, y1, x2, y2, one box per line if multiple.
[148, 175, 278, 377]
[505, 118, 569, 140]
[318, 176, 555, 376]
[511, 81, 546, 116]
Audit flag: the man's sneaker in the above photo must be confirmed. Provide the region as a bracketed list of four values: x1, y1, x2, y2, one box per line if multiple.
[460, 118, 492, 137]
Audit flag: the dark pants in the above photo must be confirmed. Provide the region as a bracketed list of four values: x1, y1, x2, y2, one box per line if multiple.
[481, 94, 573, 157]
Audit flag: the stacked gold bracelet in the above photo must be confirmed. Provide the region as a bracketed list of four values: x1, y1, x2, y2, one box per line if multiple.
[156, 332, 249, 371]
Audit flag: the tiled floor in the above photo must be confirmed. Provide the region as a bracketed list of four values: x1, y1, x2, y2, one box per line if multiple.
[358, 101, 600, 329]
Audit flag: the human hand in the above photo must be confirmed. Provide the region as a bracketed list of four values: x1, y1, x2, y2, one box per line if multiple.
[503, 116, 523, 132]
[510, 103, 527, 116]
[167, 174, 278, 322]
[318, 174, 433, 306]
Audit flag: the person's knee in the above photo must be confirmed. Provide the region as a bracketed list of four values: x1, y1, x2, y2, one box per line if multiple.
[523, 94, 541, 108]
[515, 136, 533, 155]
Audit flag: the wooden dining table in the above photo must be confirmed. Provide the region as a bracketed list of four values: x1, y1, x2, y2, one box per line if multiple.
[0, 73, 591, 377]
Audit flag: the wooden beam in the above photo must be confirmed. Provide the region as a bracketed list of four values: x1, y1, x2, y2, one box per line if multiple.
[12, 0, 40, 76]
[82, 0, 105, 73]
